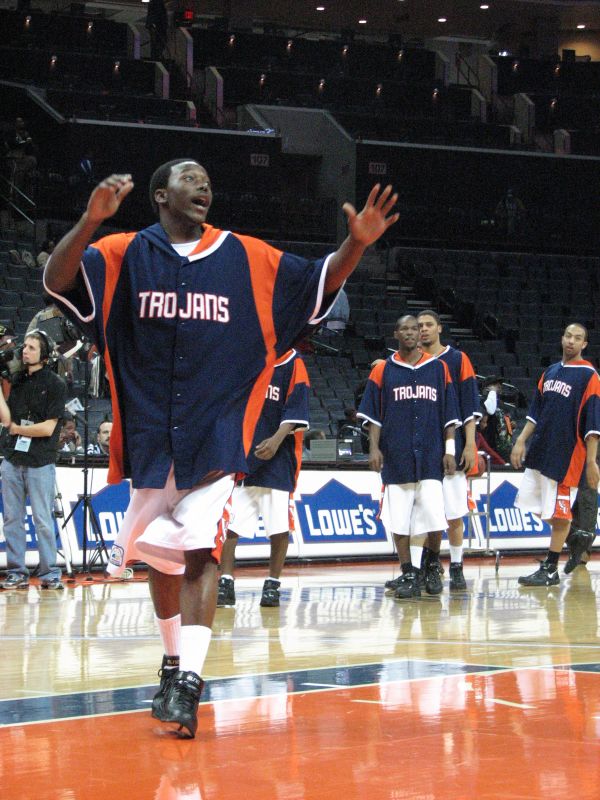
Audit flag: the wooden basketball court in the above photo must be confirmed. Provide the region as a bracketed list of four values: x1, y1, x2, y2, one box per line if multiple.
[1, 557, 599, 799]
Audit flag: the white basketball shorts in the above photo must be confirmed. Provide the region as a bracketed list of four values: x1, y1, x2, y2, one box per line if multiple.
[380, 479, 447, 536]
[515, 468, 577, 522]
[442, 471, 470, 521]
[229, 484, 294, 538]
[106, 467, 235, 577]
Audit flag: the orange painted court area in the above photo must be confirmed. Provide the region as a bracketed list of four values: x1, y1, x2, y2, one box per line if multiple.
[2, 667, 599, 800]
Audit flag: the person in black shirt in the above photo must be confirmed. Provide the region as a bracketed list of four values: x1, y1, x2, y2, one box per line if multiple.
[0, 331, 67, 589]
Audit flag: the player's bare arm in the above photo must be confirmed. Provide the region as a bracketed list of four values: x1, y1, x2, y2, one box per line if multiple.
[443, 425, 457, 476]
[459, 419, 477, 472]
[324, 184, 399, 294]
[45, 174, 134, 294]
[585, 434, 600, 489]
[367, 422, 383, 473]
[510, 420, 536, 469]
[9, 418, 59, 438]
[254, 422, 296, 461]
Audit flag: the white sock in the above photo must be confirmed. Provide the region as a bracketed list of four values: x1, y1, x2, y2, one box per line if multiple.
[156, 614, 180, 657]
[267, 576, 281, 584]
[410, 546, 423, 568]
[449, 545, 463, 564]
[220, 574, 234, 581]
[179, 625, 212, 676]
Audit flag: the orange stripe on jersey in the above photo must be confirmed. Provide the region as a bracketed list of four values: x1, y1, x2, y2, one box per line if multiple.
[563, 371, 600, 486]
[537, 371, 545, 392]
[441, 359, 453, 386]
[102, 350, 125, 485]
[91, 232, 137, 485]
[459, 352, 476, 381]
[287, 356, 310, 400]
[189, 223, 226, 255]
[369, 359, 387, 388]
[239, 236, 283, 455]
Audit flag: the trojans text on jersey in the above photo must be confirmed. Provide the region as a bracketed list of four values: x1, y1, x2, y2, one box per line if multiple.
[393, 385, 438, 401]
[138, 291, 230, 322]
[542, 378, 571, 398]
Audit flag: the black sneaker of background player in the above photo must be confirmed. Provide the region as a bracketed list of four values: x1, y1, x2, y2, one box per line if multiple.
[217, 576, 235, 606]
[260, 579, 281, 607]
[152, 655, 180, 721]
[394, 570, 421, 600]
[449, 562, 467, 592]
[424, 561, 444, 595]
[518, 561, 560, 587]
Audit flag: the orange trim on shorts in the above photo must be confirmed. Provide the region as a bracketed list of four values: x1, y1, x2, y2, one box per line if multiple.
[553, 482, 573, 521]
[211, 479, 236, 564]
[467, 485, 476, 512]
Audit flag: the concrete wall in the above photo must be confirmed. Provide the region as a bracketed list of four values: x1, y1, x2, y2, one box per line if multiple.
[247, 105, 355, 241]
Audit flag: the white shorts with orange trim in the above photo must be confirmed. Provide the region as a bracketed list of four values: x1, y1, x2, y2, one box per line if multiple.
[515, 468, 578, 522]
[229, 484, 294, 538]
[105, 468, 235, 577]
[442, 471, 469, 521]
[381, 480, 447, 536]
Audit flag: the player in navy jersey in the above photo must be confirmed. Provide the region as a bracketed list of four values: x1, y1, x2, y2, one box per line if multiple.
[358, 315, 460, 599]
[414, 310, 479, 592]
[44, 160, 398, 738]
[511, 323, 600, 586]
[217, 349, 309, 608]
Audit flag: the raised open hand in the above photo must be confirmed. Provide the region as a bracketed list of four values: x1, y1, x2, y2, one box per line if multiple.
[342, 184, 399, 247]
[86, 174, 134, 224]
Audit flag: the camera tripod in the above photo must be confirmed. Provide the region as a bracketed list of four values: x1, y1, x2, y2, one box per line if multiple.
[61, 352, 109, 575]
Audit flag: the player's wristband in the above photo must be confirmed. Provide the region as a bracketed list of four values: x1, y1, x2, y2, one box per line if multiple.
[445, 440, 456, 456]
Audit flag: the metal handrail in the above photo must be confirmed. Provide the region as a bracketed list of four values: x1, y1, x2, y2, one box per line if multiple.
[0, 173, 37, 235]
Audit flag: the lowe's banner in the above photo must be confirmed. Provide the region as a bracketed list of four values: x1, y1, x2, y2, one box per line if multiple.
[0, 466, 598, 568]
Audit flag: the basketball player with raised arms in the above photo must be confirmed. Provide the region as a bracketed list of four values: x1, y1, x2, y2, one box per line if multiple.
[358, 315, 461, 600]
[44, 161, 398, 738]
[217, 348, 309, 608]
[512, 323, 600, 586]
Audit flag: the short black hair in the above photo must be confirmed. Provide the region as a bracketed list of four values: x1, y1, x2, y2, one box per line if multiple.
[417, 309, 441, 324]
[148, 158, 199, 215]
[564, 322, 588, 342]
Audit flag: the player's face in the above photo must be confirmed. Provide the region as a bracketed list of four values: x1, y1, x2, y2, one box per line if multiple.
[394, 317, 419, 351]
[418, 315, 441, 347]
[160, 162, 212, 227]
[562, 325, 587, 361]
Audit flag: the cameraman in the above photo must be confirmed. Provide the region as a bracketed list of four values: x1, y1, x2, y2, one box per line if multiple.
[0, 331, 67, 590]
